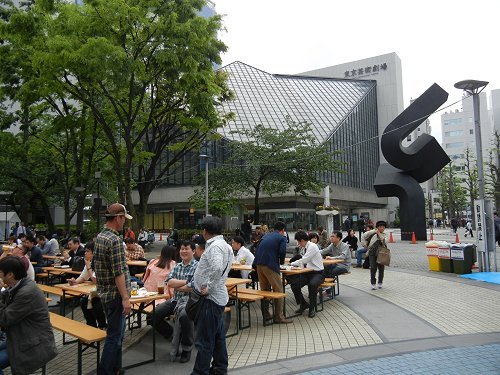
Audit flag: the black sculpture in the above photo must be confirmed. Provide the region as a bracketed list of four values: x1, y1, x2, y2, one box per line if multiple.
[374, 83, 450, 241]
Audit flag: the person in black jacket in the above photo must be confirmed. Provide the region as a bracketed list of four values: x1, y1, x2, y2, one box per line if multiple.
[342, 229, 358, 255]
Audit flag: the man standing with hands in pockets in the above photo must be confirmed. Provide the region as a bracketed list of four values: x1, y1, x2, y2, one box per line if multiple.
[94, 203, 132, 375]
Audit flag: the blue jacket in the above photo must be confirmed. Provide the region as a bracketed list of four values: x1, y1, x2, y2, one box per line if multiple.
[253, 231, 287, 274]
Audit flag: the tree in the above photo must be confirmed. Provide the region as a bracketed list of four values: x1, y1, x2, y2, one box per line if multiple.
[462, 147, 478, 227]
[0, 0, 231, 231]
[486, 131, 500, 209]
[190, 117, 344, 223]
[436, 162, 467, 219]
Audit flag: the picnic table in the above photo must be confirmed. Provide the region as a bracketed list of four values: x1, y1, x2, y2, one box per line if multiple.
[54, 282, 164, 369]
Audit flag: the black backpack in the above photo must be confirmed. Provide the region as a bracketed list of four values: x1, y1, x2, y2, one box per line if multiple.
[72, 256, 85, 272]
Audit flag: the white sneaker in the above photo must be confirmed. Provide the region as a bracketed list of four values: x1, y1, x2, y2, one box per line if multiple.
[378, 283, 383, 289]
[371, 284, 376, 290]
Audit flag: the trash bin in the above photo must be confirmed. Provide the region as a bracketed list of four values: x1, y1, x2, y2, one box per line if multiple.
[451, 244, 475, 274]
[438, 245, 453, 273]
[426, 245, 441, 271]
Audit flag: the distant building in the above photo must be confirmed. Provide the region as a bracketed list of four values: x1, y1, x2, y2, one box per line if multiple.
[301, 53, 404, 224]
[439, 90, 500, 217]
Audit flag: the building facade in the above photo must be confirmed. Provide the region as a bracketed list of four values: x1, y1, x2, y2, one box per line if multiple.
[138, 60, 392, 231]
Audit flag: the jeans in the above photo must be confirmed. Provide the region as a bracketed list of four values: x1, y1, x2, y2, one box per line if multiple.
[287, 272, 324, 310]
[324, 264, 348, 278]
[0, 340, 8, 375]
[152, 299, 176, 338]
[356, 247, 367, 265]
[369, 255, 385, 285]
[99, 296, 126, 374]
[191, 298, 227, 375]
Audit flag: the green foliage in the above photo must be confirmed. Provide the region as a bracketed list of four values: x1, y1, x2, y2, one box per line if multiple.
[486, 131, 500, 209]
[0, 0, 231, 230]
[190, 117, 344, 222]
[436, 162, 467, 218]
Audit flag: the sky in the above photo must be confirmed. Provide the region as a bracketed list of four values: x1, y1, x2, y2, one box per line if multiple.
[213, 0, 500, 143]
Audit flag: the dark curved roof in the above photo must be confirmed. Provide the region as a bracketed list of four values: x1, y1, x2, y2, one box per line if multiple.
[217, 61, 376, 143]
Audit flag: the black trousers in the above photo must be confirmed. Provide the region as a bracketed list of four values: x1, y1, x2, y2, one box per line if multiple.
[81, 296, 107, 328]
[369, 255, 385, 285]
[287, 272, 325, 310]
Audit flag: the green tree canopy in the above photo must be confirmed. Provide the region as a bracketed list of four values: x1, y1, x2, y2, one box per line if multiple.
[437, 162, 467, 219]
[0, 0, 232, 230]
[190, 117, 345, 222]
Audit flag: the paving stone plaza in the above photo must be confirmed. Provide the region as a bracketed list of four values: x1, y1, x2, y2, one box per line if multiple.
[125, 228, 500, 375]
[10, 228, 499, 375]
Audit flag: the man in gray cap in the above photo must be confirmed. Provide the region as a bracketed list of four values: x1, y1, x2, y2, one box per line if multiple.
[94, 203, 132, 375]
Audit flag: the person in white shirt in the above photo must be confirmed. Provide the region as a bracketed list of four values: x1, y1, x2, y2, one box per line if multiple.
[231, 236, 254, 279]
[11, 245, 35, 281]
[68, 242, 107, 329]
[287, 231, 325, 318]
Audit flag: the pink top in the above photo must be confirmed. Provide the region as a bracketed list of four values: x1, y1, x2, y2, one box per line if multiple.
[143, 258, 176, 304]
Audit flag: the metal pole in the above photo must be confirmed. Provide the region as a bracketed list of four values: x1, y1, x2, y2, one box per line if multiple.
[205, 157, 209, 217]
[97, 179, 100, 231]
[4, 200, 7, 241]
[472, 93, 489, 272]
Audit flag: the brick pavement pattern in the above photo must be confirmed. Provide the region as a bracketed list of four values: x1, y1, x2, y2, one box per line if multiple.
[299, 343, 500, 375]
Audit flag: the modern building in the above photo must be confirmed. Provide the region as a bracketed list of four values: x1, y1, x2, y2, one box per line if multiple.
[300, 53, 404, 224]
[439, 90, 500, 218]
[140, 58, 399, 231]
[441, 92, 493, 170]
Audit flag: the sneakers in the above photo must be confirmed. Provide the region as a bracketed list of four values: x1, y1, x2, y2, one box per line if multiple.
[378, 283, 383, 289]
[180, 350, 191, 363]
[371, 284, 376, 290]
[354, 264, 362, 268]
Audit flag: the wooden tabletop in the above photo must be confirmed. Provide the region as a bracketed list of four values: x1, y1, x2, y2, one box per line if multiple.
[323, 258, 344, 265]
[54, 282, 96, 295]
[230, 263, 252, 271]
[279, 267, 314, 275]
[43, 255, 64, 260]
[42, 266, 82, 276]
[127, 260, 148, 267]
[225, 277, 251, 287]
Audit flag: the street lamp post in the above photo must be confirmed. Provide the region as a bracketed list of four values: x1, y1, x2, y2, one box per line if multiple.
[200, 154, 209, 217]
[454, 79, 492, 271]
[95, 171, 101, 231]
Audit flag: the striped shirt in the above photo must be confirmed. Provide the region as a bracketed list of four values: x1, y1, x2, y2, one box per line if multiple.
[94, 227, 131, 304]
[166, 258, 198, 302]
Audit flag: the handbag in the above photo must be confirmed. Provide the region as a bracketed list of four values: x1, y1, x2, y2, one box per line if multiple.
[376, 246, 391, 266]
[185, 290, 204, 322]
[185, 243, 232, 322]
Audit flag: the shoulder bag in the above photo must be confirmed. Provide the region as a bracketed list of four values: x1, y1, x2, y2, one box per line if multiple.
[185, 244, 231, 322]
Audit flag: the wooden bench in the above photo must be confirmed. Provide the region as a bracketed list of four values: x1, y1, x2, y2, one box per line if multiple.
[236, 289, 287, 326]
[318, 280, 336, 311]
[38, 284, 81, 315]
[49, 312, 106, 375]
[35, 272, 50, 284]
[228, 290, 263, 330]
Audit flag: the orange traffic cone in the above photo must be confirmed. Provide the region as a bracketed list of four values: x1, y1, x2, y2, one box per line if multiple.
[411, 232, 417, 244]
[455, 232, 459, 243]
[430, 231, 434, 241]
[389, 232, 395, 243]
[159, 232, 163, 241]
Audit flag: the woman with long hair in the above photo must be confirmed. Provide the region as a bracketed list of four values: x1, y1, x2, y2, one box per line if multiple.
[143, 245, 177, 304]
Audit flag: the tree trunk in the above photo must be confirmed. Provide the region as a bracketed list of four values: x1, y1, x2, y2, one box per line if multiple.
[253, 187, 261, 224]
